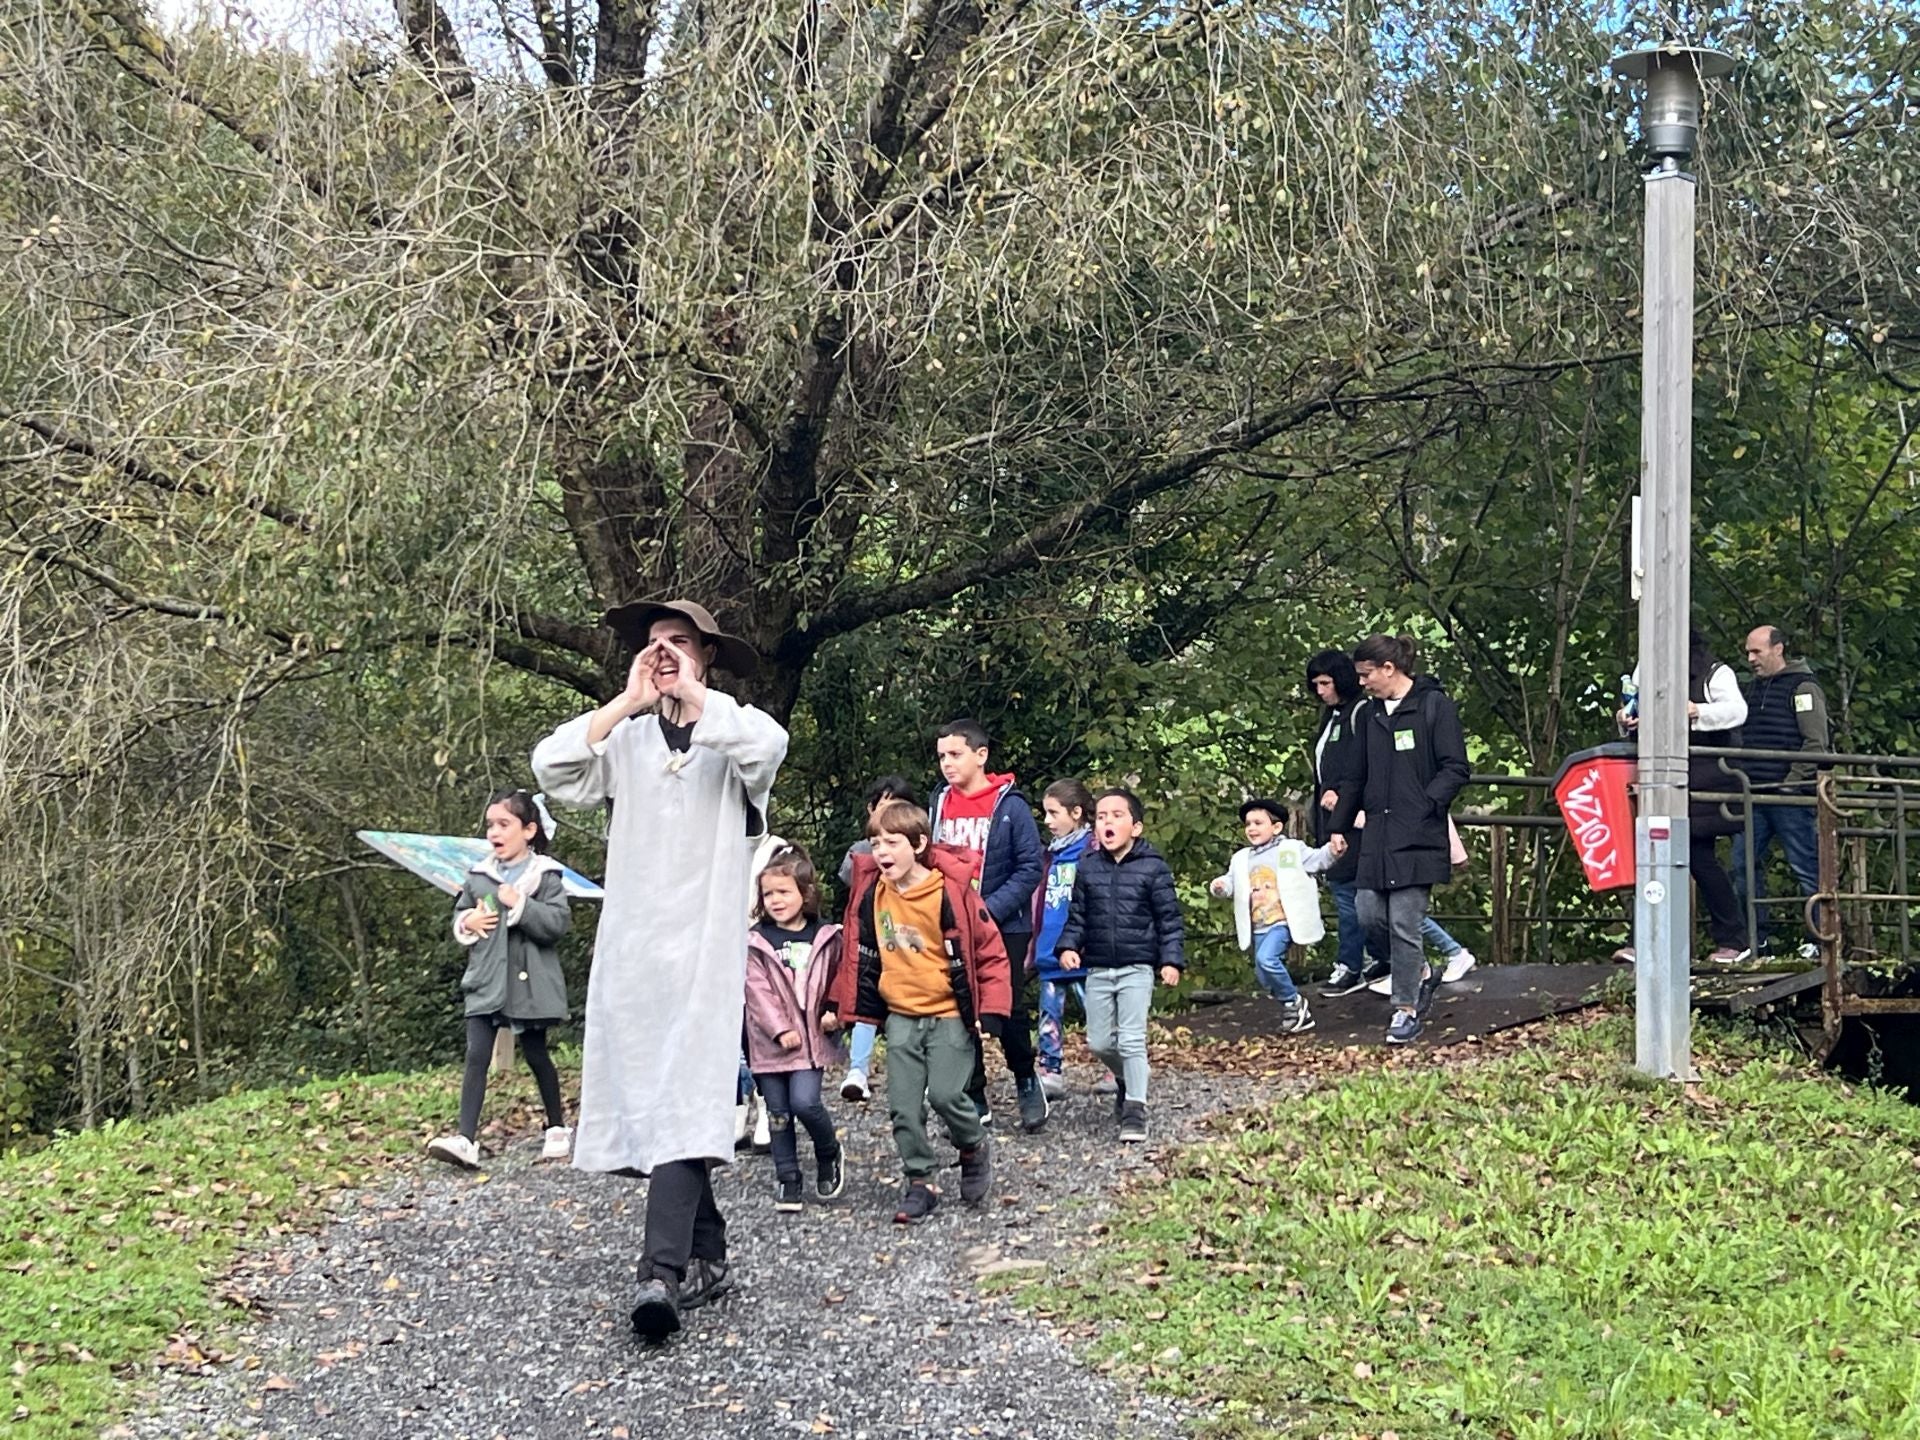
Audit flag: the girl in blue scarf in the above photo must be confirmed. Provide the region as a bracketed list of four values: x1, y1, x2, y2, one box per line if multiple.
[1031, 779, 1094, 1096]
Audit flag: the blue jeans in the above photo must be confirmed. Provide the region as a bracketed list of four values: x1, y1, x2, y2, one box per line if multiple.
[1422, 916, 1464, 956]
[1252, 926, 1299, 1002]
[1329, 878, 1368, 973]
[1036, 977, 1087, 1074]
[753, 1068, 839, 1184]
[847, 1021, 877, 1072]
[1731, 801, 1821, 947]
[737, 1054, 754, 1105]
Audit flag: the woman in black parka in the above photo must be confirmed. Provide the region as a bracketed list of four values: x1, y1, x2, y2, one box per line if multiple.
[1306, 650, 1371, 992]
[1332, 634, 1471, 1045]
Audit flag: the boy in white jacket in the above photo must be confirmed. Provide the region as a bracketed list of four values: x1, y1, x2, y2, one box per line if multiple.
[1208, 799, 1345, 1034]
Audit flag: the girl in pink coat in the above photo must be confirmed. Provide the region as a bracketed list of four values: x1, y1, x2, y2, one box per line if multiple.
[745, 845, 846, 1212]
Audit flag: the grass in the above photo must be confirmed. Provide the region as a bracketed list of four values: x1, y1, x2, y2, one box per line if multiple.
[0, 1066, 490, 1437]
[1043, 1017, 1920, 1439]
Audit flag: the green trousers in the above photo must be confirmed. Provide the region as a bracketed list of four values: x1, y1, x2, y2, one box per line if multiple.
[884, 1013, 984, 1179]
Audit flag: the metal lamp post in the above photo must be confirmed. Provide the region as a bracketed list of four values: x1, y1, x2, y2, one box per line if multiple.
[1609, 43, 1736, 1080]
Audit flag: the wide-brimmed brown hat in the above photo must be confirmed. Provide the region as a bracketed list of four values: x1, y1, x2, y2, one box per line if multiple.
[602, 598, 759, 676]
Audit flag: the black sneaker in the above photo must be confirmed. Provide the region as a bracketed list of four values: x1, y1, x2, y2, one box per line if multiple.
[1119, 1101, 1149, 1143]
[816, 1150, 845, 1201]
[894, 1181, 939, 1223]
[958, 1137, 993, 1205]
[630, 1276, 682, 1342]
[1112, 1085, 1129, 1123]
[678, 1258, 733, 1312]
[774, 1177, 803, 1213]
[1278, 997, 1316, 1034]
[1360, 957, 1391, 985]
[1320, 964, 1367, 997]
[1016, 1076, 1049, 1133]
[1415, 963, 1442, 1019]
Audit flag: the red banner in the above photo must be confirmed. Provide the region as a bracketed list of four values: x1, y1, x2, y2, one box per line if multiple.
[1554, 750, 1637, 892]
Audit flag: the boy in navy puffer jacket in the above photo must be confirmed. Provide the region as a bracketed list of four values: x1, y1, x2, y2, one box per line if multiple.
[1055, 788, 1184, 1143]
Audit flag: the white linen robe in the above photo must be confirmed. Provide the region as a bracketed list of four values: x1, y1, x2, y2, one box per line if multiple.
[532, 690, 788, 1173]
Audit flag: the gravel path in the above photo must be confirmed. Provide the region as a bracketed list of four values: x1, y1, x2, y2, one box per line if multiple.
[130, 1063, 1276, 1440]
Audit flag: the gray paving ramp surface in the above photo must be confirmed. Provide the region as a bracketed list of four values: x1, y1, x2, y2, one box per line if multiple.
[1179, 962, 1621, 1047]
[130, 1067, 1270, 1440]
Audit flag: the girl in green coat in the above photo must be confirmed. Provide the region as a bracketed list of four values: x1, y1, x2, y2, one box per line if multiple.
[427, 790, 572, 1169]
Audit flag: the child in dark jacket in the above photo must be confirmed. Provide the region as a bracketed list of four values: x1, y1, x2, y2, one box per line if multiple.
[430, 789, 572, 1171]
[745, 845, 845, 1212]
[827, 800, 1012, 1223]
[1055, 788, 1184, 1144]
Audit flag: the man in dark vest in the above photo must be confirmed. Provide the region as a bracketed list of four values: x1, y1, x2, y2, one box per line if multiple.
[1733, 625, 1829, 958]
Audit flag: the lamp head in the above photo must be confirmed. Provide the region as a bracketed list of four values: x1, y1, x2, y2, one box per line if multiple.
[1610, 45, 1736, 163]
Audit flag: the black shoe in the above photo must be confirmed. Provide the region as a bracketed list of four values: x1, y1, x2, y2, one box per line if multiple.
[1112, 1085, 1129, 1123]
[1415, 964, 1442, 1019]
[774, 1177, 804, 1213]
[630, 1276, 682, 1342]
[678, 1258, 733, 1312]
[1119, 1101, 1149, 1143]
[968, 1089, 993, 1128]
[1016, 1076, 1049, 1133]
[1319, 964, 1367, 997]
[1360, 957, 1391, 984]
[816, 1150, 845, 1201]
[894, 1181, 939, 1223]
[958, 1137, 993, 1205]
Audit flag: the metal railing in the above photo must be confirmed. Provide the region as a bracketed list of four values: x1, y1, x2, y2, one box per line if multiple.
[1441, 747, 1920, 1054]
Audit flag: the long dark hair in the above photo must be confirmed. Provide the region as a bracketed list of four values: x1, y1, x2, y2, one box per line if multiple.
[486, 788, 552, 854]
[1305, 649, 1361, 705]
[1043, 778, 1096, 827]
[1687, 627, 1719, 690]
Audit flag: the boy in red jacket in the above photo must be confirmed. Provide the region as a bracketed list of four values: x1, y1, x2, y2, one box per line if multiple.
[826, 799, 1012, 1222]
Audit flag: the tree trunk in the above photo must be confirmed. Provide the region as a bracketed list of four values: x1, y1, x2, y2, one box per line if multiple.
[335, 874, 377, 1065]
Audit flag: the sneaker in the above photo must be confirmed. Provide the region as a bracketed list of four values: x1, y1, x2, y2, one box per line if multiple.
[1118, 1101, 1149, 1143]
[1386, 1010, 1423, 1045]
[972, 1096, 993, 1129]
[733, 1103, 751, 1147]
[539, 1125, 573, 1162]
[840, 1067, 870, 1103]
[1797, 941, 1821, 962]
[774, 1177, 804, 1213]
[1112, 1085, 1129, 1123]
[1704, 946, 1752, 965]
[816, 1150, 845, 1201]
[426, 1134, 480, 1169]
[1278, 998, 1316, 1035]
[1320, 964, 1368, 997]
[1039, 1071, 1066, 1100]
[678, 1257, 732, 1312]
[894, 1181, 939, 1224]
[751, 1099, 772, 1152]
[1415, 963, 1441, 1018]
[958, 1137, 993, 1204]
[1611, 945, 1636, 965]
[1364, 973, 1393, 996]
[1092, 1073, 1119, 1096]
[630, 1276, 682, 1342]
[1441, 948, 1478, 984]
[1016, 1076, 1049, 1133]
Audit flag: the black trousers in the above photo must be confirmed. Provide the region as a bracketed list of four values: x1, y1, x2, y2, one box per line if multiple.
[458, 1016, 565, 1139]
[969, 934, 1037, 1101]
[1691, 835, 1746, 950]
[642, 1159, 727, 1284]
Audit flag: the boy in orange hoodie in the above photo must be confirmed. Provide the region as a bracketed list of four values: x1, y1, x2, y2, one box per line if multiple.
[826, 799, 1012, 1222]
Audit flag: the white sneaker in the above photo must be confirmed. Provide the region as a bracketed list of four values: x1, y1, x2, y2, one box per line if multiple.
[1797, 941, 1821, 962]
[1366, 973, 1393, 996]
[1442, 949, 1478, 984]
[1039, 1072, 1066, 1100]
[733, 1103, 751, 1147]
[539, 1126, 573, 1162]
[752, 1098, 772, 1151]
[427, 1134, 480, 1169]
[840, 1067, 870, 1102]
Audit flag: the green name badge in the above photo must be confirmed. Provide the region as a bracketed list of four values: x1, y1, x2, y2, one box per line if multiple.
[1395, 729, 1416, 751]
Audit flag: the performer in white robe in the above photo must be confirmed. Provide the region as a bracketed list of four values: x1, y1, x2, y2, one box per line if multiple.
[532, 598, 787, 1342]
